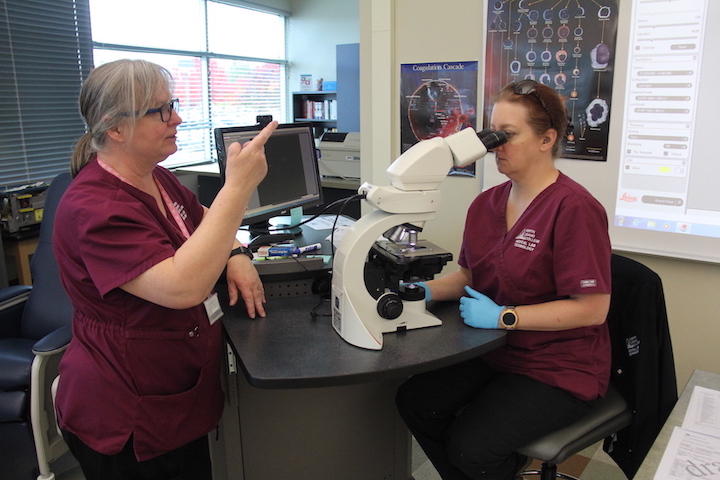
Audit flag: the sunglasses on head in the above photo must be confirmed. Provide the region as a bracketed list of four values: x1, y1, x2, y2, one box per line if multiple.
[512, 80, 555, 129]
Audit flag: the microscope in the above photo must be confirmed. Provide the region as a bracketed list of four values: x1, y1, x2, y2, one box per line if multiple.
[331, 127, 507, 350]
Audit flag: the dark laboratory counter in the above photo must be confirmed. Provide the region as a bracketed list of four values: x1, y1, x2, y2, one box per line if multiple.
[220, 291, 507, 389]
[210, 217, 507, 480]
[213, 291, 507, 480]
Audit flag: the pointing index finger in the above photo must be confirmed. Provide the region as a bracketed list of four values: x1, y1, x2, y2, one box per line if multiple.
[248, 120, 278, 148]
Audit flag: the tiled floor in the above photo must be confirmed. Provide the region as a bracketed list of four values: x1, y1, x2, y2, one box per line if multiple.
[55, 438, 628, 479]
[53, 452, 83, 480]
[411, 438, 629, 480]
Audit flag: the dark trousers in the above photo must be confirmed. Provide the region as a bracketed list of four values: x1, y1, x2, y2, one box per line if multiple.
[396, 356, 593, 480]
[61, 429, 212, 480]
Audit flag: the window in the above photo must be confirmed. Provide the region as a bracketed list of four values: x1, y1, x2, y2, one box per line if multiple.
[89, 0, 287, 168]
[0, 0, 93, 187]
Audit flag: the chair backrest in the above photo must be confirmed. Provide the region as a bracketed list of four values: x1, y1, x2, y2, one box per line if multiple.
[21, 173, 74, 340]
[606, 254, 675, 386]
[605, 253, 677, 478]
[0, 232, 8, 289]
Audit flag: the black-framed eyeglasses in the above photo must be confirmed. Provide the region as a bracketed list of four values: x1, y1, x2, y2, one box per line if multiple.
[144, 98, 180, 122]
[512, 80, 554, 129]
[120, 99, 180, 122]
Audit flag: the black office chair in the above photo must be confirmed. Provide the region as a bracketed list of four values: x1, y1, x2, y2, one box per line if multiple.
[0, 232, 8, 288]
[517, 383, 632, 480]
[0, 172, 74, 479]
[517, 254, 676, 480]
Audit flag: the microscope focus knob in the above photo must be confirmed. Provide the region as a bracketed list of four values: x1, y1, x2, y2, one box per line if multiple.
[377, 292, 403, 319]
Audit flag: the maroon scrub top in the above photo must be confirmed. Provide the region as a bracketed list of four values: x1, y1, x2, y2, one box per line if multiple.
[459, 173, 612, 401]
[53, 160, 224, 460]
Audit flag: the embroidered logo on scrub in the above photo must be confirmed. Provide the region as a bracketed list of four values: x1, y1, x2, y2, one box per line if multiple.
[626, 336, 640, 356]
[580, 279, 598, 288]
[173, 201, 188, 221]
[513, 228, 540, 251]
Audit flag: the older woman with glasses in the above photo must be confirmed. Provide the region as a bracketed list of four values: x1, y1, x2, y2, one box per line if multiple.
[396, 80, 612, 480]
[53, 59, 277, 480]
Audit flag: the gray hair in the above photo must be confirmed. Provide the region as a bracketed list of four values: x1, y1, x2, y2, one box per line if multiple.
[71, 59, 174, 176]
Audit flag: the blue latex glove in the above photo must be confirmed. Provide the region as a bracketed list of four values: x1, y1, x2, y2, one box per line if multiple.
[459, 286, 503, 329]
[400, 281, 431, 301]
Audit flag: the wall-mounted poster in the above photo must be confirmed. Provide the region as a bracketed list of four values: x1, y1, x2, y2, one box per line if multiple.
[483, 0, 619, 162]
[401, 61, 478, 176]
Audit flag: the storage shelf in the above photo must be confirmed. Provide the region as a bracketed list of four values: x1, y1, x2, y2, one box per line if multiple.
[293, 91, 338, 138]
[292, 90, 336, 95]
[294, 118, 336, 122]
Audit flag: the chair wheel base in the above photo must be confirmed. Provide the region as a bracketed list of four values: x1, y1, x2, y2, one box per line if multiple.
[520, 462, 579, 480]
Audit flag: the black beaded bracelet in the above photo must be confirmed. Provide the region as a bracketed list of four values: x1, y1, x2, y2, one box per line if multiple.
[229, 245, 254, 261]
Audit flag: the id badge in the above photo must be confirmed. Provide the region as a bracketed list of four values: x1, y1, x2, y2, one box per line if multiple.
[204, 292, 224, 325]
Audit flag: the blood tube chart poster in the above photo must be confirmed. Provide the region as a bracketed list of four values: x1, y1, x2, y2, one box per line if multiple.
[400, 61, 478, 176]
[483, 0, 619, 162]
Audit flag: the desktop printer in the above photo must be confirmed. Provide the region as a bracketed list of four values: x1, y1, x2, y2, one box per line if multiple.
[318, 131, 360, 179]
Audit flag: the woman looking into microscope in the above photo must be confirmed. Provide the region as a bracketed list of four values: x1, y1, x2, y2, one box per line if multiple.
[396, 80, 612, 480]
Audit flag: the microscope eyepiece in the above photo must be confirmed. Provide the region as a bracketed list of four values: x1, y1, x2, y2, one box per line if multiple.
[478, 129, 508, 150]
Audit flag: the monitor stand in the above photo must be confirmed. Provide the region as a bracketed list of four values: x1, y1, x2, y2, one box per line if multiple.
[246, 218, 301, 249]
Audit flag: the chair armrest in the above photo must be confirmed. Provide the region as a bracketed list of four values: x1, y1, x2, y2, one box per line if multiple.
[33, 324, 73, 355]
[0, 285, 31, 337]
[0, 285, 32, 308]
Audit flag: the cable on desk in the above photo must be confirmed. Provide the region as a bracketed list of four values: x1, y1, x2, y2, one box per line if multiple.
[309, 294, 331, 320]
[247, 193, 366, 234]
[287, 255, 311, 273]
[328, 194, 364, 256]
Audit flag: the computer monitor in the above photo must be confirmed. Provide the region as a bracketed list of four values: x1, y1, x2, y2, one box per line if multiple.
[214, 122, 323, 237]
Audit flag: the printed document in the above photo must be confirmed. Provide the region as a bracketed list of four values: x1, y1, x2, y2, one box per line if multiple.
[654, 386, 720, 479]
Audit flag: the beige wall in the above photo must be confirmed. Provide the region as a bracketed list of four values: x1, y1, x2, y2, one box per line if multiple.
[287, 0, 360, 106]
[359, 0, 720, 392]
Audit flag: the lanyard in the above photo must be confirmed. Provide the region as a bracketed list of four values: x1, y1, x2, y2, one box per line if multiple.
[97, 158, 191, 240]
[155, 177, 191, 239]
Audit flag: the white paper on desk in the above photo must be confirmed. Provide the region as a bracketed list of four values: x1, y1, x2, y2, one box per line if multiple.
[305, 216, 355, 231]
[326, 226, 351, 247]
[683, 386, 720, 439]
[654, 426, 720, 479]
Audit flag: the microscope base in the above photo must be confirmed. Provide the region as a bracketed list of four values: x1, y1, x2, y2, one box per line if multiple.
[332, 283, 441, 350]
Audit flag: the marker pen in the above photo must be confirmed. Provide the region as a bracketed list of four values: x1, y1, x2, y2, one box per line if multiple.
[257, 243, 322, 257]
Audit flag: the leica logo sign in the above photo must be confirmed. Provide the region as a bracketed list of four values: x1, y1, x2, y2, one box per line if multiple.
[619, 192, 638, 202]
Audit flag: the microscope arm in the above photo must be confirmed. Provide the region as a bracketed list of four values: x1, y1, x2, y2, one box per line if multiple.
[384, 127, 504, 194]
[331, 209, 441, 350]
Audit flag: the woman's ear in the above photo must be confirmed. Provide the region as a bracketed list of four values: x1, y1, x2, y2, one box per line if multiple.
[540, 129, 558, 150]
[105, 123, 127, 143]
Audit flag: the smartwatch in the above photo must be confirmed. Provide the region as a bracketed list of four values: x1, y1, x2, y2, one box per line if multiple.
[499, 306, 518, 330]
[229, 245, 254, 261]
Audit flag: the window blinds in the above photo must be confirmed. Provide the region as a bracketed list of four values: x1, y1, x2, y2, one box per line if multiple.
[0, 0, 93, 187]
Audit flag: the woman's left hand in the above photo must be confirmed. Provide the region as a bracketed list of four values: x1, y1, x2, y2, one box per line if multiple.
[226, 256, 266, 318]
[459, 286, 503, 329]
